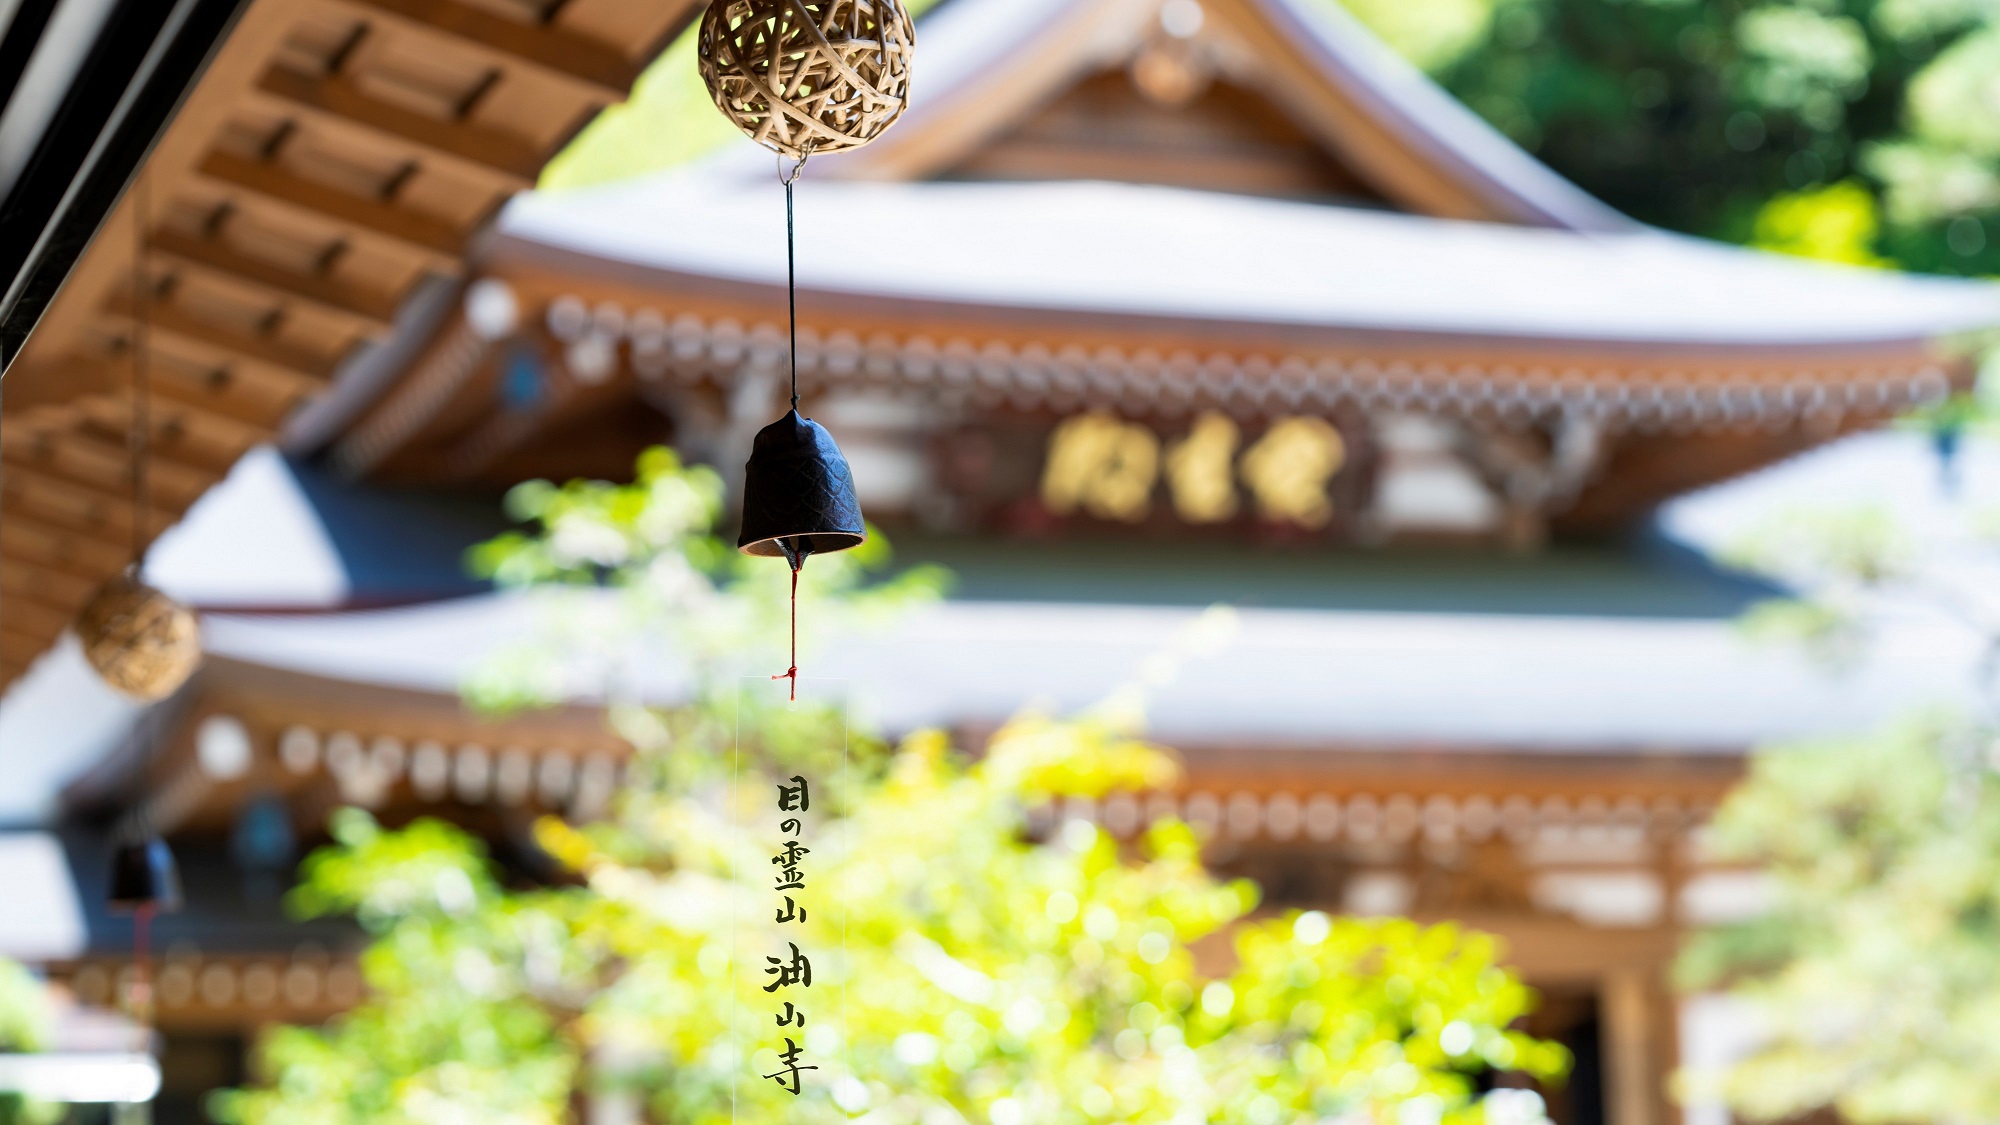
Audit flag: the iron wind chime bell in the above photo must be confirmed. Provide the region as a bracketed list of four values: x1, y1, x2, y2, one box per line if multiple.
[698, 0, 915, 697]
[737, 410, 868, 566]
[108, 832, 182, 915]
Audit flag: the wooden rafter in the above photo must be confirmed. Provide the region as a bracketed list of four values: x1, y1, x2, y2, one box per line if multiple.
[4, 426, 216, 511]
[72, 394, 267, 473]
[1, 466, 175, 543]
[99, 293, 343, 383]
[0, 511, 133, 578]
[1, 595, 81, 642]
[0, 0, 693, 689]
[0, 558, 100, 609]
[1, 628, 56, 669]
[255, 66, 543, 182]
[320, 0, 636, 98]
[152, 230, 402, 334]
[196, 150, 467, 269]
[77, 344, 314, 430]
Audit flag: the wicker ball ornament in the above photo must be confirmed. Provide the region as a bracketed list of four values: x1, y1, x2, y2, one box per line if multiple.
[698, 0, 915, 159]
[76, 574, 200, 702]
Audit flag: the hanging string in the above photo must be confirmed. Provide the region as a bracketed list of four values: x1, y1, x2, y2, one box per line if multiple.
[773, 561, 800, 702]
[130, 900, 155, 1034]
[782, 147, 811, 412]
[773, 147, 813, 703]
[121, 791, 166, 1047]
[129, 175, 151, 568]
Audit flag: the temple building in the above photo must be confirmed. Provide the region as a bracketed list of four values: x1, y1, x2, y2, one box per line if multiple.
[3, 0, 2000, 1122]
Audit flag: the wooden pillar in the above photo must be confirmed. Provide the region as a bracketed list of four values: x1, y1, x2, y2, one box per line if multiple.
[1647, 812, 1692, 1125]
[1650, 977, 1685, 1125]
[1603, 969, 1658, 1125]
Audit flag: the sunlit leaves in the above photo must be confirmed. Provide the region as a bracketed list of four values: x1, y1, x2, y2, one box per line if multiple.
[0, 959, 47, 1054]
[1749, 181, 1890, 267]
[290, 810, 498, 931]
[1681, 717, 2000, 1124]
[0, 959, 58, 1125]
[223, 707, 1563, 1125]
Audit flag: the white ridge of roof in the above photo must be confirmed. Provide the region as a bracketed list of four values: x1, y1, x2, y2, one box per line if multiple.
[497, 175, 2000, 349]
[198, 592, 1982, 753]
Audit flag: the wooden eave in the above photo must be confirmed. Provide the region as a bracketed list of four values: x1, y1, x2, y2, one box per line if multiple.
[61, 655, 633, 834]
[335, 247, 1965, 486]
[0, 0, 705, 693]
[69, 652, 1741, 845]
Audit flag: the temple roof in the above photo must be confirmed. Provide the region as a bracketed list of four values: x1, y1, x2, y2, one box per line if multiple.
[498, 174, 2000, 352]
[186, 590, 1976, 754]
[792, 0, 1636, 231]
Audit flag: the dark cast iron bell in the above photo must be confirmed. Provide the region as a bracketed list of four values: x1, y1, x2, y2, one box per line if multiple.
[108, 834, 182, 914]
[737, 409, 867, 564]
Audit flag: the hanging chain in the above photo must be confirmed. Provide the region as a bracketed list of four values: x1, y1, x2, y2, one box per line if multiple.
[129, 175, 151, 569]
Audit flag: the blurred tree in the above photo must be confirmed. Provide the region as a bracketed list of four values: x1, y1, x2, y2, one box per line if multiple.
[215, 449, 1568, 1125]
[1680, 497, 2000, 1122]
[1748, 181, 1890, 267]
[0, 958, 58, 1125]
[1433, 0, 2000, 275]
[1339, 0, 1523, 73]
[1679, 717, 2000, 1124]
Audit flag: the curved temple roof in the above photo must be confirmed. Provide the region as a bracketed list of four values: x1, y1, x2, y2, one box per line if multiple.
[498, 174, 2000, 353]
[180, 590, 1981, 754]
[800, 0, 1637, 231]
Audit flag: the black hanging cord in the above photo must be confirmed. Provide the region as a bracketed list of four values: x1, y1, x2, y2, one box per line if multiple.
[782, 147, 811, 411]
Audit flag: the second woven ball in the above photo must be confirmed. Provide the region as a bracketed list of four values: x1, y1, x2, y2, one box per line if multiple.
[76, 574, 200, 702]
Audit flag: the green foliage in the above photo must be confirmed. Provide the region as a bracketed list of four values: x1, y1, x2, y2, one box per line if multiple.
[1750, 181, 1889, 266]
[1679, 716, 2000, 1124]
[221, 445, 1566, 1124]
[1723, 504, 1912, 588]
[290, 809, 501, 931]
[0, 958, 59, 1125]
[1432, 0, 2000, 274]
[222, 714, 1564, 1125]
[1720, 504, 1911, 668]
[1686, 491, 2000, 1122]
[1338, 0, 1525, 74]
[0, 959, 47, 1055]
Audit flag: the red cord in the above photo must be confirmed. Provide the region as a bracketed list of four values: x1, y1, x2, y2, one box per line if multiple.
[131, 904, 154, 1031]
[773, 560, 800, 701]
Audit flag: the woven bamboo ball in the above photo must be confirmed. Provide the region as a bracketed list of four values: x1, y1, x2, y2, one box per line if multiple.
[698, 0, 916, 159]
[76, 574, 200, 702]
